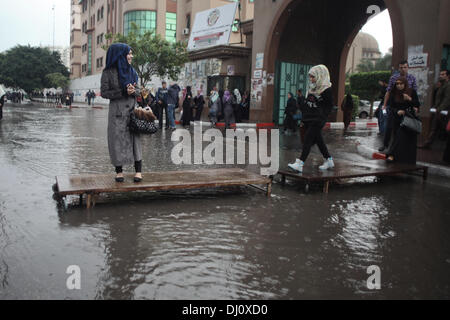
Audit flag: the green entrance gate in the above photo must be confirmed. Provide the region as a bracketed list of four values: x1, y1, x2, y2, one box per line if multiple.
[442, 45, 450, 71]
[274, 61, 313, 125]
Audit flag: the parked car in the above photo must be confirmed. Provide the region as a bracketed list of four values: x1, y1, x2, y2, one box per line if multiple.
[359, 100, 381, 119]
[359, 100, 371, 119]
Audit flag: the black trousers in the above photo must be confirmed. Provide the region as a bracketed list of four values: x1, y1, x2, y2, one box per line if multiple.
[385, 112, 403, 151]
[116, 161, 142, 174]
[194, 106, 203, 121]
[425, 113, 446, 146]
[300, 122, 331, 162]
[158, 103, 169, 128]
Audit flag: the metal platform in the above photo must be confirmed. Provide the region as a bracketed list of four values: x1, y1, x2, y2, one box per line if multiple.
[278, 159, 428, 193]
[54, 168, 272, 208]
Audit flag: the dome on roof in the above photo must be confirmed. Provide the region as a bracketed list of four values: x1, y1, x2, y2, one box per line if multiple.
[356, 32, 380, 52]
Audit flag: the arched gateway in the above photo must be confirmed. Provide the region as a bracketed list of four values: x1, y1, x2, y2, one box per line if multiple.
[249, 0, 449, 125]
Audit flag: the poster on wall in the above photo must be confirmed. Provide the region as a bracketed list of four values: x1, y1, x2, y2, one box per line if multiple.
[408, 53, 428, 68]
[253, 70, 262, 79]
[187, 2, 239, 51]
[267, 73, 275, 85]
[227, 65, 235, 76]
[255, 53, 264, 69]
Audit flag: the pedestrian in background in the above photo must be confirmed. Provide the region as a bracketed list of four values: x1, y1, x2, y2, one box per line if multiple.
[100, 43, 143, 183]
[182, 86, 193, 128]
[167, 83, 181, 131]
[233, 89, 242, 123]
[86, 90, 92, 105]
[222, 90, 235, 129]
[385, 77, 420, 164]
[156, 81, 169, 130]
[288, 64, 335, 173]
[194, 90, 205, 121]
[242, 90, 250, 120]
[341, 93, 354, 132]
[0, 86, 6, 120]
[379, 60, 417, 152]
[284, 92, 297, 134]
[208, 90, 220, 128]
[419, 70, 450, 149]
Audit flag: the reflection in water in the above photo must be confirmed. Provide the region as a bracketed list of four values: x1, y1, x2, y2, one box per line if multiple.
[0, 104, 449, 299]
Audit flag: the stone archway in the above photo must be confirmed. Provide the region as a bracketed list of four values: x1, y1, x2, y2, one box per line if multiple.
[258, 0, 404, 123]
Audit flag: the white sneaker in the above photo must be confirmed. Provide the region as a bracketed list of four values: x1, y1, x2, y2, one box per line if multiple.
[288, 159, 304, 173]
[319, 158, 335, 171]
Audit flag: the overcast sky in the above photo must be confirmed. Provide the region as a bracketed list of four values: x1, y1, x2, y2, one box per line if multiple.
[0, 1, 393, 55]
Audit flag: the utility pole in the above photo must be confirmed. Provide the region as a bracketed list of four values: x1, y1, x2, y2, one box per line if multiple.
[52, 4, 55, 51]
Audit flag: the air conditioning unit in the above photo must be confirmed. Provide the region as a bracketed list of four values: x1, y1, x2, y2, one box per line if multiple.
[183, 28, 190, 35]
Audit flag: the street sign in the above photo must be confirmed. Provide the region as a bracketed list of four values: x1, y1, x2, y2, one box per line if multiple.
[187, 2, 239, 51]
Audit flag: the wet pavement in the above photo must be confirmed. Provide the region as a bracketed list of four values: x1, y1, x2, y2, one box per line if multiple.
[0, 102, 449, 300]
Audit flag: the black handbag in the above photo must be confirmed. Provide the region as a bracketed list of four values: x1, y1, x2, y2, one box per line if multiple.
[129, 109, 158, 134]
[400, 110, 422, 134]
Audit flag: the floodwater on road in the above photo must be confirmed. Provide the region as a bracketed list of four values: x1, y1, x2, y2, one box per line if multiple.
[0, 103, 449, 299]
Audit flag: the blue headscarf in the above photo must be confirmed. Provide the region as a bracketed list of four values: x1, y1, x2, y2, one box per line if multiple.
[105, 43, 138, 90]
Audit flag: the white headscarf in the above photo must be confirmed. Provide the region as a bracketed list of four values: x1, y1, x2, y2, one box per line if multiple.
[210, 91, 219, 103]
[234, 89, 242, 104]
[308, 65, 332, 98]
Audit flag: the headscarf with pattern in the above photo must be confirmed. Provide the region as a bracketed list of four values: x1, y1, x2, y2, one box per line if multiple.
[307, 64, 332, 98]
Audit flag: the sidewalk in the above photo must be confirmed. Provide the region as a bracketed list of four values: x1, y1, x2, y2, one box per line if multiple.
[356, 137, 450, 177]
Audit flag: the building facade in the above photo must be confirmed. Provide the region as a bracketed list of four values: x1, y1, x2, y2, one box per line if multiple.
[250, 0, 450, 126]
[71, 0, 177, 79]
[70, 0, 254, 104]
[346, 32, 382, 74]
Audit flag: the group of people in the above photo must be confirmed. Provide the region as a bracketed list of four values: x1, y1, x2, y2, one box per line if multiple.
[378, 60, 450, 164]
[85, 90, 96, 105]
[132, 82, 250, 131]
[208, 88, 250, 129]
[101, 43, 256, 182]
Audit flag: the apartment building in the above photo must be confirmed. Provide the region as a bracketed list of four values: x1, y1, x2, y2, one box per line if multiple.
[70, 0, 254, 104]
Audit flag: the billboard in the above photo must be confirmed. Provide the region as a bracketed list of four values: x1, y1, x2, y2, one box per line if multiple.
[187, 2, 239, 51]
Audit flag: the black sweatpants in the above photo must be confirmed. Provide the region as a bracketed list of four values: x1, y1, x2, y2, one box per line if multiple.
[300, 122, 331, 162]
[158, 103, 169, 129]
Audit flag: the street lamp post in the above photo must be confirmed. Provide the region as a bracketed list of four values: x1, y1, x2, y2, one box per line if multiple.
[52, 4, 55, 52]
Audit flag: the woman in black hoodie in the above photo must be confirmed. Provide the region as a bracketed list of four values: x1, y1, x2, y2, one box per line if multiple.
[182, 86, 193, 127]
[288, 65, 334, 173]
[284, 92, 297, 133]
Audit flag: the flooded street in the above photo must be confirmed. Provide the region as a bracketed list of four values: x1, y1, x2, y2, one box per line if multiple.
[0, 103, 449, 299]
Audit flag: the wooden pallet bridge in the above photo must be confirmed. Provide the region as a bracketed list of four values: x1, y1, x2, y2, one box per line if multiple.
[278, 159, 428, 193]
[53, 168, 272, 209]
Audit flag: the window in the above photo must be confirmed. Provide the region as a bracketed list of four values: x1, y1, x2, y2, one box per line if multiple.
[124, 11, 157, 36]
[87, 34, 92, 75]
[96, 57, 103, 69]
[97, 33, 104, 45]
[186, 14, 191, 29]
[232, 19, 240, 32]
[166, 12, 177, 43]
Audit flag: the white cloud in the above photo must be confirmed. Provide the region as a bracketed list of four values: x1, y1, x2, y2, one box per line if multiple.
[0, 0, 70, 52]
[361, 9, 393, 55]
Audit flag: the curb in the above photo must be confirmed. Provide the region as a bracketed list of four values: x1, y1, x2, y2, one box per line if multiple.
[324, 122, 378, 129]
[190, 121, 275, 129]
[356, 143, 450, 178]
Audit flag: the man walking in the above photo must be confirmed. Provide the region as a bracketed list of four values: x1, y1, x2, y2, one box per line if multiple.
[419, 70, 450, 149]
[379, 60, 418, 152]
[156, 81, 169, 129]
[167, 83, 181, 131]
